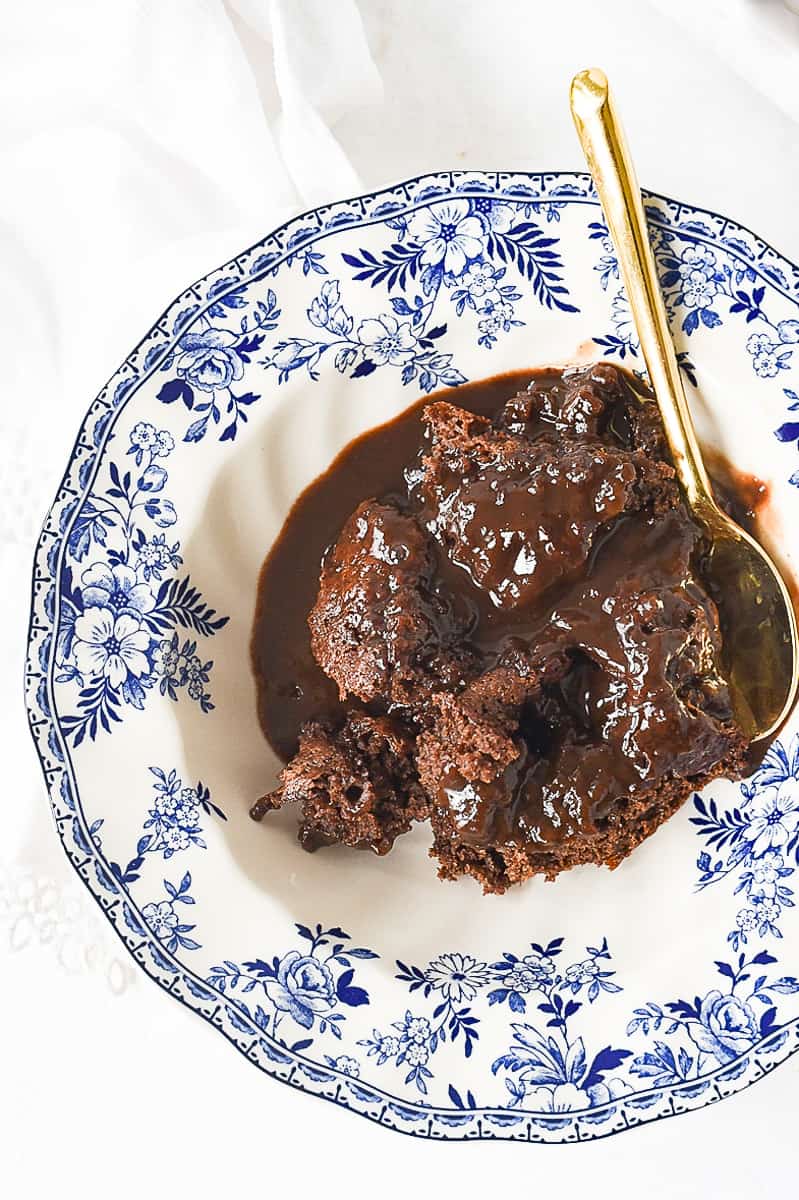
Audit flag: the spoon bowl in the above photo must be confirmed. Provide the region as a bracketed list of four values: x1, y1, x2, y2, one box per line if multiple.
[570, 67, 799, 742]
[699, 500, 797, 740]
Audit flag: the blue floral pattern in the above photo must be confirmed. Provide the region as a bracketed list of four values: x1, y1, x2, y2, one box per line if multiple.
[107, 766, 226, 887]
[590, 211, 799, 486]
[356, 939, 628, 1111]
[53, 425, 228, 745]
[590, 212, 797, 377]
[691, 733, 799, 948]
[141, 872, 201, 954]
[261, 197, 578, 394]
[152, 280, 280, 445]
[627, 948, 799, 1090]
[26, 171, 799, 1143]
[207, 924, 378, 1051]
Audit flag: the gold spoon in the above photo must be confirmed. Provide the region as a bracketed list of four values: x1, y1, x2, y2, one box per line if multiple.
[570, 67, 798, 742]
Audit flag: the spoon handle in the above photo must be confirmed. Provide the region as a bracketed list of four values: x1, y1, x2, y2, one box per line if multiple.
[570, 68, 713, 510]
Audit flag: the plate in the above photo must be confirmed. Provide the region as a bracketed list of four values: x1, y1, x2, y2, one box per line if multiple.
[25, 171, 799, 1143]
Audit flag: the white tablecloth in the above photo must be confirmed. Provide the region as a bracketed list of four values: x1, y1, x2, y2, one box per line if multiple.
[5, 2, 799, 1195]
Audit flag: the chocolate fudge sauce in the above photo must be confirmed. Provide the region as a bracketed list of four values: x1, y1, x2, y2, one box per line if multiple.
[252, 367, 762, 761]
[249, 364, 762, 890]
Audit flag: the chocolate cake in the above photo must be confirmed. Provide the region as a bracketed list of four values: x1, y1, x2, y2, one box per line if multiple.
[252, 363, 750, 892]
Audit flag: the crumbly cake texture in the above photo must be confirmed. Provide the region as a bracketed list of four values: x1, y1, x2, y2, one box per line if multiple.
[251, 711, 429, 857]
[254, 364, 749, 892]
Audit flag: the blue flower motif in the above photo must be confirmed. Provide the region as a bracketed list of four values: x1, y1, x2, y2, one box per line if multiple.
[688, 990, 759, 1063]
[750, 850, 785, 898]
[778, 319, 799, 345]
[756, 896, 782, 926]
[743, 778, 799, 856]
[470, 198, 515, 233]
[609, 292, 637, 349]
[404, 1042, 430, 1066]
[265, 951, 337, 1028]
[424, 953, 490, 1003]
[403, 1015, 431, 1043]
[271, 339, 322, 375]
[677, 244, 718, 287]
[691, 739, 799, 946]
[136, 534, 182, 582]
[131, 421, 158, 451]
[307, 279, 352, 335]
[128, 424, 174, 466]
[356, 314, 418, 365]
[139, 872, 201, 952]
[153, 780, 179, 819]
[406, 200, 486, 276]
[477, 297, 514, 338]
[80, 562, 154, 617]
[176, 328, 244, 392]
[142, 900, 178, 940]
[154, 430, 175, 457]
[747, 332, 783, 378]
[500, 953, 555, 994]
[585, 1077, 632, 1106]
[670, 244, 723, 319]
[378, 1034, 399, 1061]
[735, 907, 760, 933]
[461, 261, 501, 299]
[681, 271, 719, 310]
[164, 826, 190, 852]
[328, 1055, 360, 1077]
[564, 959, 600, 986]
[72, 607, 150, 688]
[174, 787, 200, 830]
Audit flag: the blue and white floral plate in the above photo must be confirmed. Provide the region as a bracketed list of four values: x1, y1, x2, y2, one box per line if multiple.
[26, 172, 799, 1144]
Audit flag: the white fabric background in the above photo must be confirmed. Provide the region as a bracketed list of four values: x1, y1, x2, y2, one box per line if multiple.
[4, 1, 799, 1195]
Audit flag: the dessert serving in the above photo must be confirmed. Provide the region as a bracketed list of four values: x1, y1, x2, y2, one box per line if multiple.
[27, 52, 799, 1128]
[29, 151, 799, 1135]
[251, 363, 752, 891]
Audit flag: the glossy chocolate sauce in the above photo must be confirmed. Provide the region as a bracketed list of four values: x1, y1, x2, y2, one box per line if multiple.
[252, 366, 765, 767]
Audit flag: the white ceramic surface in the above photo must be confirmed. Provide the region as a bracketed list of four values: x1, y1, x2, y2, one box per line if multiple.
[26, 171, 799, 1143]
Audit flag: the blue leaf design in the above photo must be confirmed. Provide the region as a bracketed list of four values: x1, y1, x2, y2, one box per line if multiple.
[775, 422, 799, 444]
[157, 379, 193, 407]
[184, 976, 215, 1001]
[768, 977, 799, 994]
[336, 968, 369, 1007]
[207, 276, 241, 300]
[682, 309, 699, 335]
[183, 413, 210, 443]
[583, 1046, 633, 1091]
[226, 1005, 254, 1034]
[289, 1001, 314, 1029]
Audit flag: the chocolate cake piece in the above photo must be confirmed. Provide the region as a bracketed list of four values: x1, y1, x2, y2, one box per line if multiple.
[252, 711, 429, 855]
[252, 363, 753, 891]
[308, 499, 474, 707]
[421, 509, 749, 892]
[417, 400, 677, 610]
[498, 361, 668, 456]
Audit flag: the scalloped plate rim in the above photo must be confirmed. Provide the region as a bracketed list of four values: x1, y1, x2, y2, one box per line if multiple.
[24, 168, 799, 1145]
